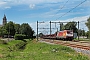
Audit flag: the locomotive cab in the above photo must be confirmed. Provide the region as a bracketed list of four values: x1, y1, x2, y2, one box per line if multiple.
[56, 30, 74, 40]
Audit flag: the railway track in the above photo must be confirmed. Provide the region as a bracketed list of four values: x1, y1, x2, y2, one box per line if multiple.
[41, 39, 90, 50]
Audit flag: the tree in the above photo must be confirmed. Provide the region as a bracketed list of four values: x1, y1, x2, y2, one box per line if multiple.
[20, 23, 34, 38]
[60, 23, 64, 31]
[78, 29, 82, 36]
[14, 24, 20, 34]
[85, 17, 90, 38]
[4, 21, 15, 36]
[85, 31, 89, 38]
[0, 27, 8, 37]
[64, 21, 77, 33]
[78, 29, 85, 36]
[82, 30, 85, 36]
[86, 17, 90, 30]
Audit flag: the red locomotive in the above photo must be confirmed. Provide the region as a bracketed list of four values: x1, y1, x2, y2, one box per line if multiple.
[43, 30, 74, 40]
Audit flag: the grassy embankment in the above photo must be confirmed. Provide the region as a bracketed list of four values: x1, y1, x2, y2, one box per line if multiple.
[0, 39, 89, 60]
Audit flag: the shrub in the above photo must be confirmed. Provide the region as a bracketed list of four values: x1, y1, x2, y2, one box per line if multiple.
[23, 36, 29, 39]
[14, 34, 26, 40]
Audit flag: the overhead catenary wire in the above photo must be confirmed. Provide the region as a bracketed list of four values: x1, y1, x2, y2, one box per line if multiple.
[49, 0, 87, 37]
[50, 0, 69, 28]
[50, 0, 87, 29]
[54, 0, 70, 15]
[56, 0, 87, 20]
[51, 0, 70, 19]
[37, 0, 70, 29]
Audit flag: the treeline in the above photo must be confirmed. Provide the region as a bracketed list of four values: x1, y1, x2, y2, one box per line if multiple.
[0, 21, 34, 39]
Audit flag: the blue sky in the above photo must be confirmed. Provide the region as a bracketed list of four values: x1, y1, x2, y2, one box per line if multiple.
[0, 0, 90, 34]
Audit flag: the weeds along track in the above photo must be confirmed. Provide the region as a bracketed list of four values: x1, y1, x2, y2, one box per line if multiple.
[40, 39, 90, 56]
[40, 39, 90, 50]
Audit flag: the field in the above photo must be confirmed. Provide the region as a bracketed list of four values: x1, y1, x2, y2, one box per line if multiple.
[0, 39, 89, 60]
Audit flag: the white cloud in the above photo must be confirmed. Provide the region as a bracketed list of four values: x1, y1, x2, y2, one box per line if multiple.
[4, 6, 11, 9]
[0, 1, 6, 7]
[0, 0, 62, 5]
[0, 0, 58, 9]
[0, 1, 11, 9]
[0, 1, 6, 5]
[29, 4, 35, 9]
[64, 15, 89, 22]
[0, 0, 89, 10]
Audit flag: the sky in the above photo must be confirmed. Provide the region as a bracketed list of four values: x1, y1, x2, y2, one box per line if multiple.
[0, 0, 90, 34]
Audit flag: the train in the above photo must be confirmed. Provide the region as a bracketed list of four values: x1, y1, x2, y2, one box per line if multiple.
[42, 30, 74, 41]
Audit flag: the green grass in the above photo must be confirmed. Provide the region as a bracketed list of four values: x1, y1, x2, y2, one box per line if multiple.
[74, 38, 90, 42]
[0, 39, 89, 60]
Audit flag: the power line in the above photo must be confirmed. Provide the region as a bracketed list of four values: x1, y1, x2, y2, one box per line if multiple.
[56, 0, 87, 20]
[51, 0, 70, 18]
[55, 0, 70, 15]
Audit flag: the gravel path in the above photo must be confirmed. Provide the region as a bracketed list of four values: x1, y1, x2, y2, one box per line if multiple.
[69, 47, 90, 55]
